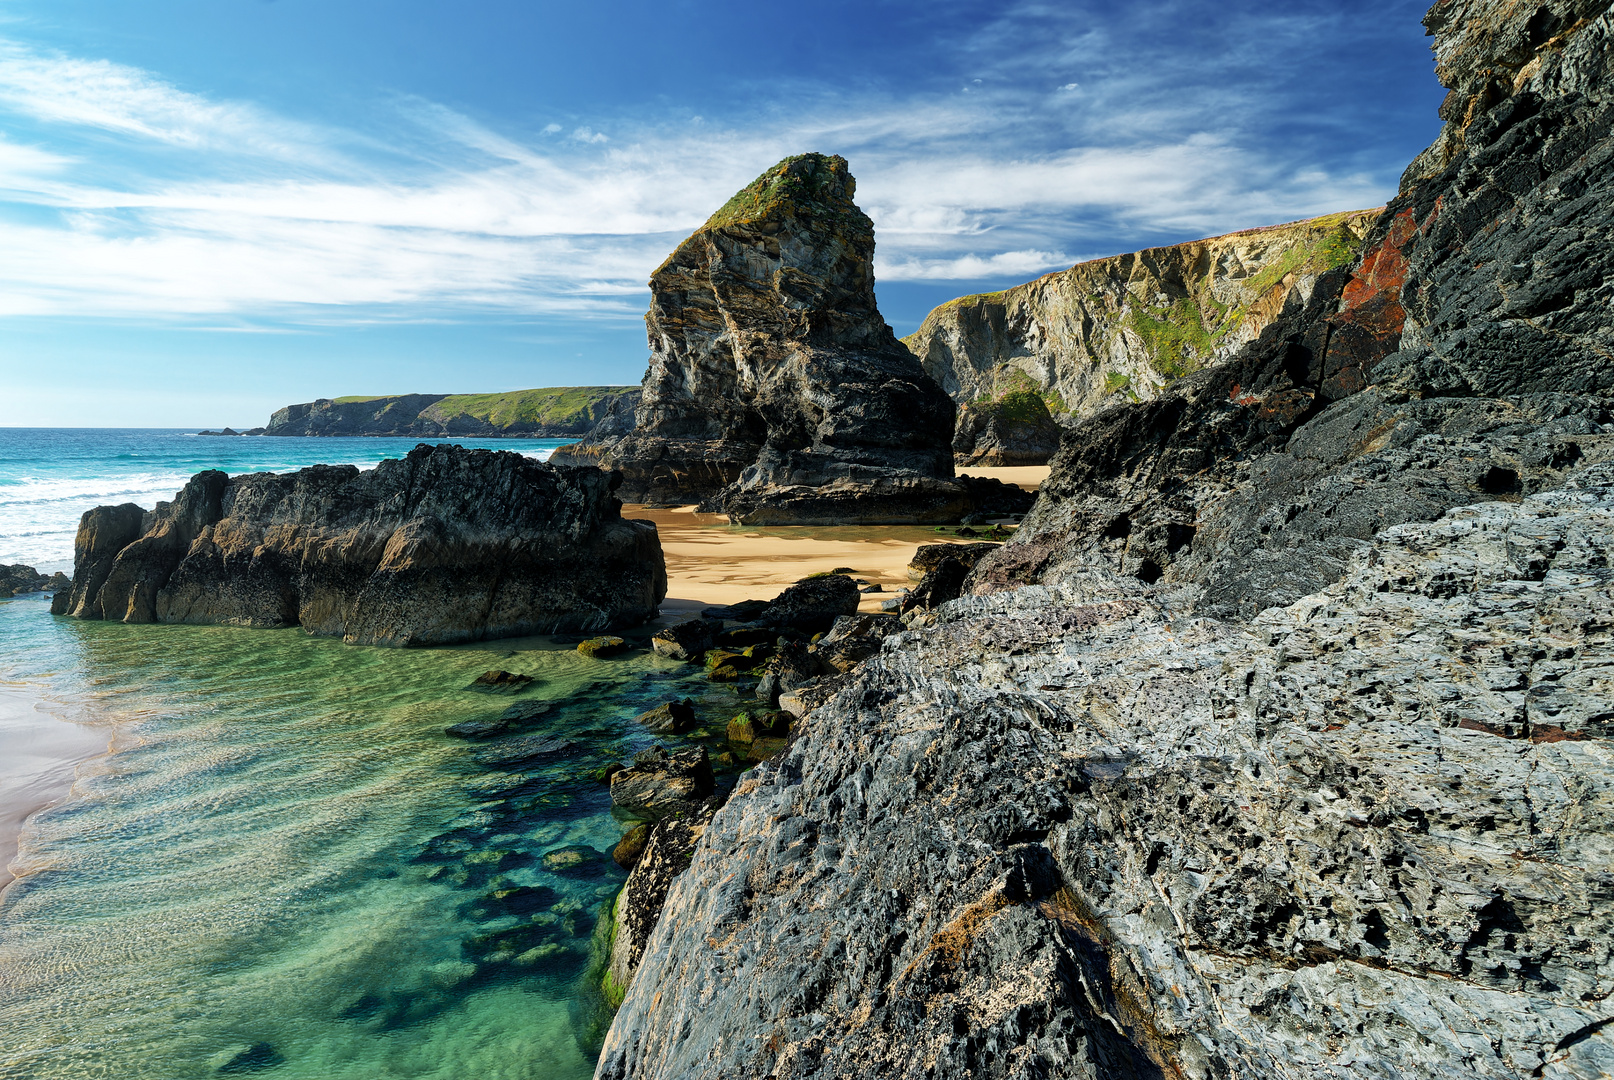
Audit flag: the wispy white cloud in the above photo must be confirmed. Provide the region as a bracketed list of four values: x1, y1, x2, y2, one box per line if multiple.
[0, 25, 1399, 323]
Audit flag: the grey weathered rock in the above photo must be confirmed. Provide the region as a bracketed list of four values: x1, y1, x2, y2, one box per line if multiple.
[55, 444, 666, 645]
[598, 467, 1614, 1078]
[813, 613, 900, 673]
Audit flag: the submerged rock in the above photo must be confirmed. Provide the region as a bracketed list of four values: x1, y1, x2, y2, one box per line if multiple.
[467, 670, 536, 693]
[53, 444, 666, 646]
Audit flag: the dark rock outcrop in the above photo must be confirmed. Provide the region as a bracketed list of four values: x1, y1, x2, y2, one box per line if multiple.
[1, 564, 67, 599]
[553, 153, 1030, 524]
[951, 389, 1065, 467]
[756, 574, 860, 633]
[54, 444, 665, 645]
[649, 618, 721, 662]
[592, 2, 1614, 1077]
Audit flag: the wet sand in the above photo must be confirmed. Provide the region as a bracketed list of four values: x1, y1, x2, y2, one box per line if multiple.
[0, 684, 112, 891]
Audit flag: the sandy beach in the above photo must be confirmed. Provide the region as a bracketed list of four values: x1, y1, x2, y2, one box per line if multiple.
[0, 683, 112, 891]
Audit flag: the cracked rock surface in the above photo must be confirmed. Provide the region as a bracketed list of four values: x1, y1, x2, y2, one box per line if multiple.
[598, 466, 1614, 1078]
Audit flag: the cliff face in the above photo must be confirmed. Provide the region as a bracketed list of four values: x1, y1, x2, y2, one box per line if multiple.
[552, 154, 1030, 524]
[594, 0, 1614, 1075]
[52, 444, 666, 646]
[261, 387, 640, 438]
[904, 210, 1380, 463]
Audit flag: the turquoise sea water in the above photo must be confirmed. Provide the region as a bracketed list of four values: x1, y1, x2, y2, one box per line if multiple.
[0, 429, 710, 1079]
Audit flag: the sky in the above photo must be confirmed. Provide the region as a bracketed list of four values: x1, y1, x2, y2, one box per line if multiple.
[0, 0, 1449, 428]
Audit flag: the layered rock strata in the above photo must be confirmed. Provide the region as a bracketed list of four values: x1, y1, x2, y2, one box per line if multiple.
[52, 444, 665, 645]
[552, 153, 1031, 524]
[905, 210, 1381, 464]
[600, 469, 1614, 1078]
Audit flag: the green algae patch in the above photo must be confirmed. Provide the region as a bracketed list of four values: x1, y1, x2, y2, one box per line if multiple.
[703, 152, 856, 230]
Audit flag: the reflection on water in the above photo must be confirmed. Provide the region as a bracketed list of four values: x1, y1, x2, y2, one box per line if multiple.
[0, 595, 722, 1079]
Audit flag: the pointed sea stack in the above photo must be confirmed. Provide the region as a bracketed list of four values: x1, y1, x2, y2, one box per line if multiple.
[552, 153, 1031, 524]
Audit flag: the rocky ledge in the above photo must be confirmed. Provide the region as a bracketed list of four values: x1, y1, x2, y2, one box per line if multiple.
[51, 443, 666, 646]
[553, 153, 1032, 525]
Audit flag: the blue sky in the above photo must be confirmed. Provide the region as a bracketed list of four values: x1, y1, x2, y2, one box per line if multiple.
[0, 0, 1447, 427]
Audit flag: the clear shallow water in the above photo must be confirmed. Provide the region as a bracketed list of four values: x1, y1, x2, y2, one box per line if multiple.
[0, 430, 715, 1079]
[0, 429, 571, 574]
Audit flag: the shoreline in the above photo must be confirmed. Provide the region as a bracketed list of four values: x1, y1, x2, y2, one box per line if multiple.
[0, 681, 114, 893]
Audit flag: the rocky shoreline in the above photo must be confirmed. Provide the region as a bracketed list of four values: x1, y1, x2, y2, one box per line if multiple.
[586, 0, 1614, 1075]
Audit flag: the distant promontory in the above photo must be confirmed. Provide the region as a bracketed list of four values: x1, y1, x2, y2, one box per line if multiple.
[200, 386, 639, 439]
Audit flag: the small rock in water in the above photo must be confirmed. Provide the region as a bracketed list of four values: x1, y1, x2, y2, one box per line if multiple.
[577, 636, 628, 658]
[613, 823, 652, 870]
[634, 700, 697, 734]
[468, 670, 537, 693]
[651, 617, 720, 662]
[215, 1042, 284, 1074]
[610, 747, 715, 819]
[472, 735, 575, 768]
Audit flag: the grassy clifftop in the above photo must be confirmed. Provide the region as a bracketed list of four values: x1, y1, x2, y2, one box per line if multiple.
[265, 386, 637, 437]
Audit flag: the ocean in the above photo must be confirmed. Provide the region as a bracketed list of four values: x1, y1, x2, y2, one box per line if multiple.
[0, 429, 705, 1079]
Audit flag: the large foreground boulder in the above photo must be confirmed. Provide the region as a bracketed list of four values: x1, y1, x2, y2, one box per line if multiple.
[599, 467, 1614, 1078]
[54, 443, 666, 645]
[553, 153, 1032, 524]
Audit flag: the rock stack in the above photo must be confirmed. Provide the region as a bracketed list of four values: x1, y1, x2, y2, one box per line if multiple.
[52, 443, 666, 646]
[553, 153, 1031, 525]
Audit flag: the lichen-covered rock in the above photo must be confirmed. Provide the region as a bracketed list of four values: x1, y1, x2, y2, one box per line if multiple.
[55, 444, 666, 646]
[905, 210, 1383, 464]
[598, 468, 1614, 1079]
[578, 636, 630, 658]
